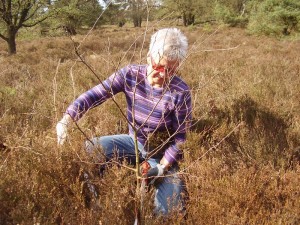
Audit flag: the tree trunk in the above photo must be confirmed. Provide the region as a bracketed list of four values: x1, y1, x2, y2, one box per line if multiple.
[133, 15, 142, 27]
[131, 0, 142, 28]
[183, 14, 187, 26]
[183, 12, 195, 26]
[7, 29, 17, 55]
[133, 16, 139, 27]
[137, 16, 142, 27]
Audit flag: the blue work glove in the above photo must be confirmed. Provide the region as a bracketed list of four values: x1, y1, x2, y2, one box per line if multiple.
[144, 164, 166, 189]
[146, 164, 165, 178]
[141, 162, 166, 192]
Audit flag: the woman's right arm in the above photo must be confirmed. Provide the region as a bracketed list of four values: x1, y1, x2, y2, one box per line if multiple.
[66, 68, 127, 121]
[56, 67, 127, 145]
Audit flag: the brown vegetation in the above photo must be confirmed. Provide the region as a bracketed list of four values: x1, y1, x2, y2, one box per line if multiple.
[0, 25, 299, 224]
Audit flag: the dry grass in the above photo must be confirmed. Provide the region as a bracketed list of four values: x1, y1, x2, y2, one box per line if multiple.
[0, 24, 299, 224]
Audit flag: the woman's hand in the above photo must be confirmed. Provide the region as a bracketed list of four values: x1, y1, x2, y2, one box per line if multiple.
[56, 114, 72, 145]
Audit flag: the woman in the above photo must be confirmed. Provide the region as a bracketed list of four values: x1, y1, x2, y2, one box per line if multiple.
[56, 28, 192, 215]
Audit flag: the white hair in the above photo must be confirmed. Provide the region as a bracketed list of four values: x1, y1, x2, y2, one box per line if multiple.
[148, 28, 188, 62]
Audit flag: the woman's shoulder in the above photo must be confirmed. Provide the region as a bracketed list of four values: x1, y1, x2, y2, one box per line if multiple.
[169, 75, 190, 92]
[117, 65, 147, 86]
[124, 64, 147, 75]
[117, 64, 146, 81]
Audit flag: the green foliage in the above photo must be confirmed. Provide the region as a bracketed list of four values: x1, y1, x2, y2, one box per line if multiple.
[247, 0, 300, 36]
[78, 0, 103, 27]
[162, 0, 201, 26]
[0, 86, 16, 96]
[102, 3, 126, 27]
[160, 0, 250, 26]
[44, 0, 103, 35]
[213, 2, 248, 27]
[0, 0, 53, 54]
[214, 3, 236, 23]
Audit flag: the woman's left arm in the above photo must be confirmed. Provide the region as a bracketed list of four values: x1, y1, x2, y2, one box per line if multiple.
[160, 90, 192, 168]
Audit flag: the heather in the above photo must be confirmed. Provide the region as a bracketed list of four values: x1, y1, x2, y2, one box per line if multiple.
[0, 25, 299, 224]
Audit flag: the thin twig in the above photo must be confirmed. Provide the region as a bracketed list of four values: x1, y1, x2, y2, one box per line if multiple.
[70, 60, 77, 100]
[53, 58, 61, 122]
[73, 122, 94, 146]
[193, 44, 241, 53]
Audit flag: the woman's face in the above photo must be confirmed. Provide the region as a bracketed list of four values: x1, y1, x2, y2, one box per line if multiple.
[147, 55, 179, 87]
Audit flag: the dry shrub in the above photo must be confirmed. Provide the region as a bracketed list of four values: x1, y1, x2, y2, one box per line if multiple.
[185, 161, 300, 224]
[194, 95, 297, 169]
[0, 25, 299, 224]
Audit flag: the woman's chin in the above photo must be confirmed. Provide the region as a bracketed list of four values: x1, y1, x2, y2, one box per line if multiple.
[152, 77, 169, 87]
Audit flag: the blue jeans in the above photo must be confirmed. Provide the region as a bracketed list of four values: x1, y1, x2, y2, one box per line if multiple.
[85, 134, 186, 215]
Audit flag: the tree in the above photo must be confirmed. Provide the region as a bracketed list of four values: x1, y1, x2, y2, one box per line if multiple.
[102, 2, 126, 27]
[162, 0, 193, 26]
[51, 0, 102, 34]
[128, 0, 144, 27]
[214, 0, 249, 15]
[162, 0, 210, 26]
[247, 0, 300, 36]
[0, 0, 52, 54]
[101, 0, 158, 27]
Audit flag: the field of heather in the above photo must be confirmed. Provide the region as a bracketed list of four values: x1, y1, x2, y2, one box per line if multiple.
[0, 24, 299, 224]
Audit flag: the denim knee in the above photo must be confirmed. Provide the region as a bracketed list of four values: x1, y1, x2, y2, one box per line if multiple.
[84, 137, 105, 159]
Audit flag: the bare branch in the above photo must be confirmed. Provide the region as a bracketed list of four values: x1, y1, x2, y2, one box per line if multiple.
[0, 32, 8, 41]
[53, 59, 61, 123]
[192, 44, 241, 54]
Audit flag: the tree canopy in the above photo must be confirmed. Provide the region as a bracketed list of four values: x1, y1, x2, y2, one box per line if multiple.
[0, 0, 103, 54]
[1, 0, 300, 54]
[0, 0, 52, 54]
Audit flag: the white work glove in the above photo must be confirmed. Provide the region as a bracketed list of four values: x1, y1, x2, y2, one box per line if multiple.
[56, 114, 72, 145]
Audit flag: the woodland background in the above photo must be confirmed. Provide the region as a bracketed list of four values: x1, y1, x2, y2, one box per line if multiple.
[0, 0, 300, 224]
